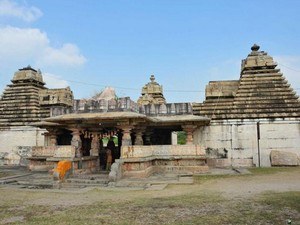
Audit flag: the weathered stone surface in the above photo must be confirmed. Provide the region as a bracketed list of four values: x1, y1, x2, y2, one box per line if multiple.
[137, 75, 166, 105]
[207, 158, 231, 168]
[4, 152, 21, 165]
[121, 145, 205, 158]
[0, 66, 73, 127]
[0, 152, 8, 165]
[39, 87, 73, 107]
[53, 146, 76, 158]
[0, 66, 74, 166]
[92, 87, 117, 101]
[109, 160, 122, 182]
[193, 44, 300, 119]
[270, 150, 299, 166]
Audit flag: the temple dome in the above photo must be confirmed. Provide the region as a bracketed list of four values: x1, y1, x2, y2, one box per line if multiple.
[241, 44, 277, 72]
[137, 75, 166, 105]
[12, 66, 45, 85]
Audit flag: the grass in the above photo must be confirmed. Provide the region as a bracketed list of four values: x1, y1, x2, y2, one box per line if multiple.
[0, 167, 299, 224]
[1, 190, 299, 225]
[193, 167, 300, 184]
[248, 166, 300, 175]
[193, 173, 238, 184]
[0, 171, 13, 178]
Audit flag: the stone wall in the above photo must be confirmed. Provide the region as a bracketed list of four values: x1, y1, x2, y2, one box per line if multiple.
[205, 80, 239, 99]
[194, 119, 300, 167]
[0, 126, 45, 165]
[69, 97, 192, 116]
[121, 145, 205, 158]
[119, 145, 208, 178]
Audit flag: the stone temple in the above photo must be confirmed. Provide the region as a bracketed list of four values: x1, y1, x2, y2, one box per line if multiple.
[0, 66, 73, 165]
[0, 45, 299, 179]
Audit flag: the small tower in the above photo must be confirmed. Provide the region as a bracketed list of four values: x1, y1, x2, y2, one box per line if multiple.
[137, 75, 166, 105]
[240, 44, 277, 75]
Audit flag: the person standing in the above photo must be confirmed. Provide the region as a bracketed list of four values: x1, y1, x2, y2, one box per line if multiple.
[107, 136, 116, 162]
[106, 148, 112, 171]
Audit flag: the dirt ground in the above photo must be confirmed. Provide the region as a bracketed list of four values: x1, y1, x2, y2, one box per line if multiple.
[0, 167, 299, 225]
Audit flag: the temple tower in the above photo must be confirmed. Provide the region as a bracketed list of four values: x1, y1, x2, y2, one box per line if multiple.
[0, 66, 74, 165]
[0, 66, 74, 127]
[137, 75, 166, 105]
[193, 44, 300, 119]
[0, 66, 47, 127]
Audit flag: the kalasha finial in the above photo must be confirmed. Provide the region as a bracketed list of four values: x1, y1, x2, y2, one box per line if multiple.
[150, 75, 155, 82]
[251, 44, 260, 51]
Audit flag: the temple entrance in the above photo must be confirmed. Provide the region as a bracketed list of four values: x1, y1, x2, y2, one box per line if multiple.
[145, 126, 182, 145]
[57, 129, 72, 145]
[99, 130, 122, 171]
[81, 135, 92, 156]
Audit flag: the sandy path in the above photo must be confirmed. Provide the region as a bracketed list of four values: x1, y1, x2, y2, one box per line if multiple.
[0, 168, 299, 207]
[199, 170, 300, 199]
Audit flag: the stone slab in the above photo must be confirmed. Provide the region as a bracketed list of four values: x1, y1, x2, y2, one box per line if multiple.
[270, 150, 299, 166]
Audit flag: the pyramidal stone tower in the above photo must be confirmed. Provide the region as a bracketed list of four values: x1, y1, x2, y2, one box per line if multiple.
[0, 66, 74, 165]
[0, 66, 74, 127]
[0, 66, 47, 127]
[193, 44, 300, 119]
[193, 44, 300, 168]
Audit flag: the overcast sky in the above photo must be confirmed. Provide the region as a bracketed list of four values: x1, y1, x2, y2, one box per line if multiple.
[0, 0, 300, 102]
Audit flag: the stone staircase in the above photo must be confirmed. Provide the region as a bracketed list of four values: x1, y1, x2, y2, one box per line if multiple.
[63, 173, 110, 188]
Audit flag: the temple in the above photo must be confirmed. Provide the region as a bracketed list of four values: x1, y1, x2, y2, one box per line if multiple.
[0, 66, 73, 127]
[137, 75, 166, 105]
[0, 45, 299, 180]
[193, 44, 300, 167]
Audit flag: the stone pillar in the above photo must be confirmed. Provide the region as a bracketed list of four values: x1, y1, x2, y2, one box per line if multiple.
[144, 130, 153, 145]
[70, 129, 82, 157]
[43, 132, 50, 146]
[121, 126, 133, 146]
[171, 131, 178, 145]
[134, 127, 145, 145]
[182, 125, 197, 145]
[47, 129, 57, 146]
[90, 132, 100, 156]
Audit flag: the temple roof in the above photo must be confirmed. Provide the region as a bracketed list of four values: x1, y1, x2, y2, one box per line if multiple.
[12, 65, 45, 85]
[137, 75, 166, 105]
[193, 44, 300, 120]
[148, 115, 210, 124]
[33, 111, 210, 129]
[45, 111, 147, 122]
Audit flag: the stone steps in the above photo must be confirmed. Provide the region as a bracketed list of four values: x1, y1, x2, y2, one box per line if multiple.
[0, 98, 39, 103]
[242, 68, 280, 74]
[240, 76, 284, 82]
[208, 112, 300, 120]
[239, 80, 288, 86]
[201, 104, 300, 111]
[201, 108, 300, 118]
[0, 113, 43, 118]
[0, 118, 41, 123]
[235, 91, 296, 97]
[4, 85, 41, 94]
[66, 178, 109, 185]
[0, 107, 40, 111]
[237, 87, 292, 93]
